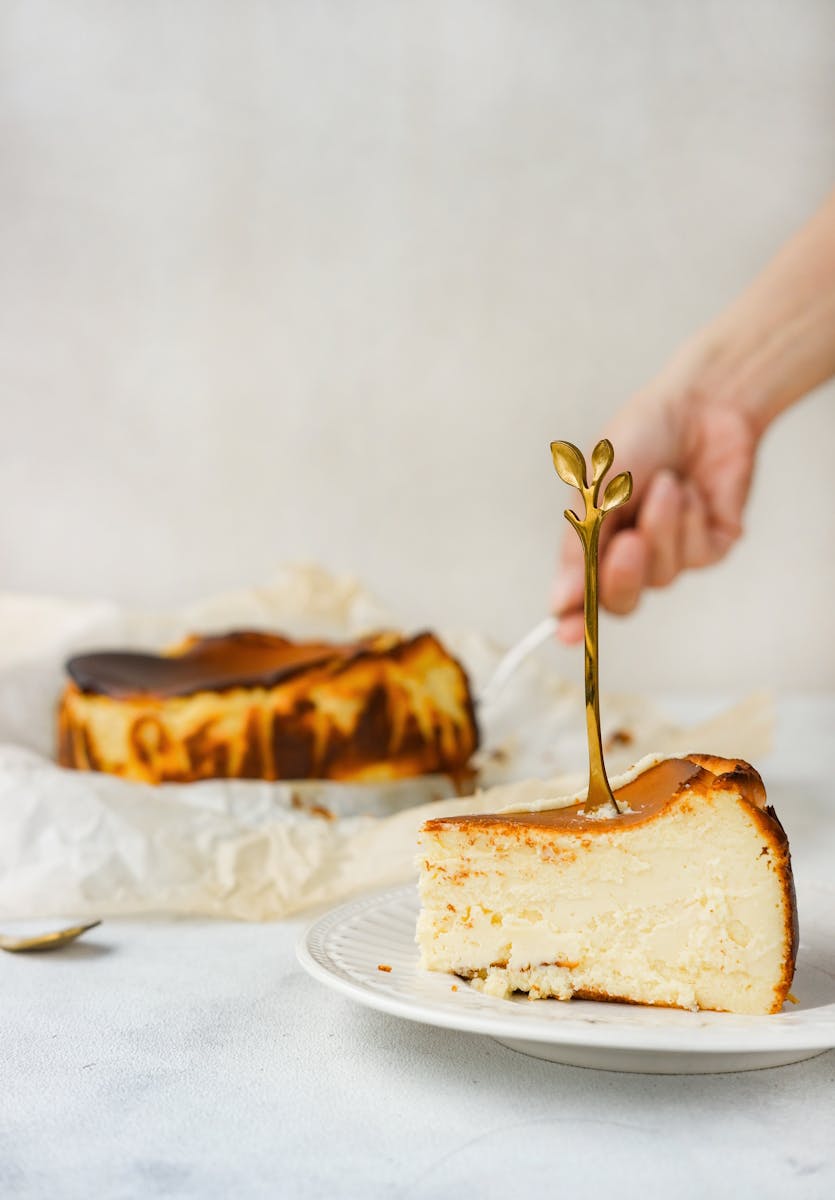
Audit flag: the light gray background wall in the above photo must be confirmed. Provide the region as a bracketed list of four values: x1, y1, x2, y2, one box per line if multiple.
[1, 0, 834, 689]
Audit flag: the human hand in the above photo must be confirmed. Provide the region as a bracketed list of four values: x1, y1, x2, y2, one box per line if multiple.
[552, 189, 835, 644]
[552, 345, 760, 644]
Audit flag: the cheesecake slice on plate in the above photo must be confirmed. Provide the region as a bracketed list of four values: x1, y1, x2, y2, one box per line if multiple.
[417, 754, 796, 1015]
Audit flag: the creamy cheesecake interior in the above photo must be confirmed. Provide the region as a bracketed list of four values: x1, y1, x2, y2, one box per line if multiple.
[417, 755, 796, 1015]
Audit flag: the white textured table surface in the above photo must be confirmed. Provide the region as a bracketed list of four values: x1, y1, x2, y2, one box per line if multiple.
[2, 697, 834, 1200]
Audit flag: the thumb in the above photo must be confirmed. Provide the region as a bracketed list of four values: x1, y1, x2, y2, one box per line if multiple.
[551, 526, 585, 618]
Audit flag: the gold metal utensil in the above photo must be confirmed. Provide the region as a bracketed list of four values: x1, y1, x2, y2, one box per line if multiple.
[551, 438, 632, 816]
[0, 919, 101, 953]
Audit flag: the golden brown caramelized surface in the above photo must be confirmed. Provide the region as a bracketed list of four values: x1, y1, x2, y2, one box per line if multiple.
[423, 755, 769, 835]
[58, 629, 479, 785]
[65, 631, 383, 699]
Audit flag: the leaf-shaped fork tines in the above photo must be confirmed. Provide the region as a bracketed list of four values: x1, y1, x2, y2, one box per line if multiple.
[550, 438, 632, 519]
[550, 441, 588, 490]
[601, 471, 632, 512]
[591, 438, 614, 485]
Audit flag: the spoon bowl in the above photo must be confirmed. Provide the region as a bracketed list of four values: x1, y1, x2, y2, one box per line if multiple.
[0, 919, 101, 953]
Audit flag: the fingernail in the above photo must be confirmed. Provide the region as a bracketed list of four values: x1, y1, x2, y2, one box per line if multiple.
[556, 612, 585, 645]
[551, 569, 584, 616]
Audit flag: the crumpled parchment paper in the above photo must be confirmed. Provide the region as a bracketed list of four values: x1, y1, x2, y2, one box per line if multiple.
[0, 565, 773, 920]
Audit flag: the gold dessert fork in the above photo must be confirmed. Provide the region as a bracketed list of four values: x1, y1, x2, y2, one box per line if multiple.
[0, 919, 101, 953]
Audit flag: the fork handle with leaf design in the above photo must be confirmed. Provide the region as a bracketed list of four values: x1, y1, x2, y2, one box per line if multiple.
[551, 439, 632, 816]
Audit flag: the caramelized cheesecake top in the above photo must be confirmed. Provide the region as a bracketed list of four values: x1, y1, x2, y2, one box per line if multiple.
[423, 754, 770, 835]
[66, 630, 415, 700]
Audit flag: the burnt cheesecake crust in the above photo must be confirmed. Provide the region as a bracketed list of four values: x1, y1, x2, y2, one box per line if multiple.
[58, 629, 479, 785]
[417, 754, 796, 1015]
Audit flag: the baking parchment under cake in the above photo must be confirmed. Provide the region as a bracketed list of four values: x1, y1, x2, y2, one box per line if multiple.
[0, 565, 773, 920]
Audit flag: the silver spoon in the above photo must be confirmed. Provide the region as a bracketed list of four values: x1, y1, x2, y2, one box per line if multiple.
[0, 919, 101, 953]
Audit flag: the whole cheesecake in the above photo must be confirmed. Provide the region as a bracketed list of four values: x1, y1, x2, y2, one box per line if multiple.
[58, 629, 479, 785]
[417, 754, 796, 1015]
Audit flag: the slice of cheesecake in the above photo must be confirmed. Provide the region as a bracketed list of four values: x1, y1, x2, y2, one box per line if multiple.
[417, 755, 797, 1015]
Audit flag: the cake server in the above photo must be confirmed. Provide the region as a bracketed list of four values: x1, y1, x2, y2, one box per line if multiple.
[479, 614, 558, 707]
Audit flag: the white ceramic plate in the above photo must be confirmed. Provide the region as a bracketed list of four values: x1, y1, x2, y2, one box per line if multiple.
[298, 882, 835, 1074]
